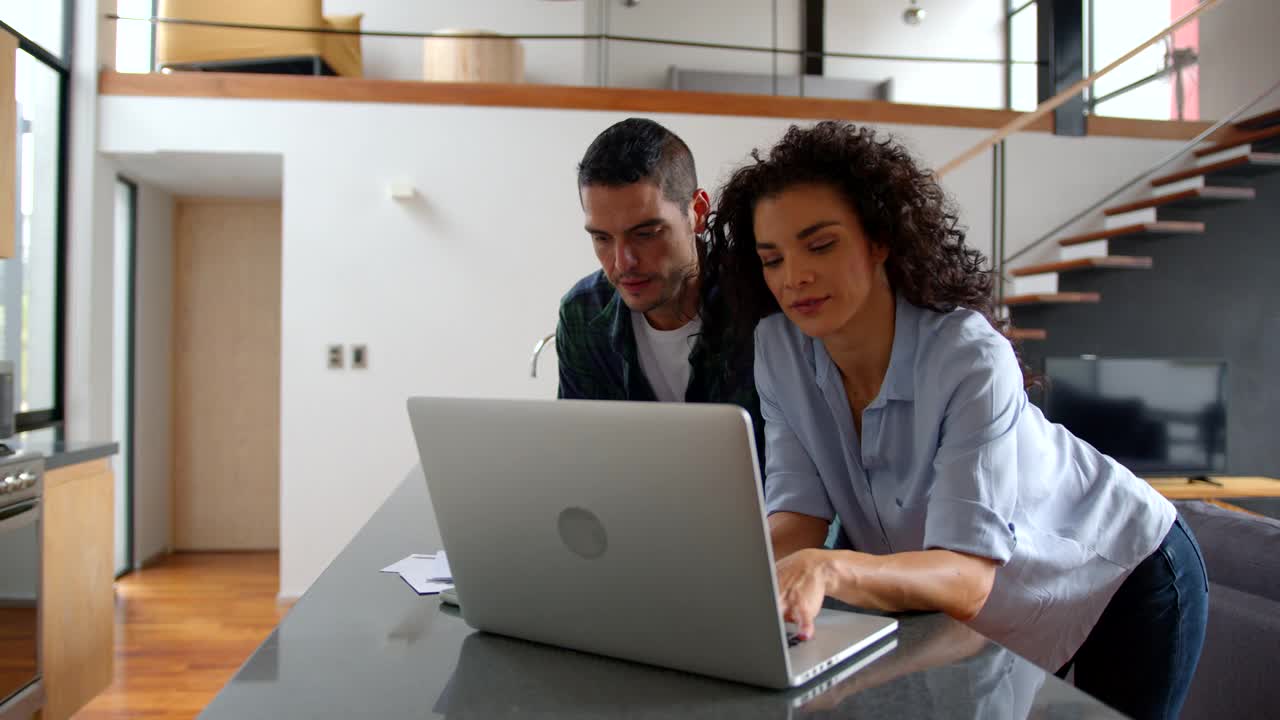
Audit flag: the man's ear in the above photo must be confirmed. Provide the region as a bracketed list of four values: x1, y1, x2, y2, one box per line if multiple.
[690, 189, 712, 234]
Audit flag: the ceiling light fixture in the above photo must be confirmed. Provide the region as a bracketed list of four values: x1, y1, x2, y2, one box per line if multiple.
[903, 0, 926, 26]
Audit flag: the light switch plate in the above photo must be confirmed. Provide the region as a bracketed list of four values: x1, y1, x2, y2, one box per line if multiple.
[352, 345, 368, 369]
[328, 345, 344, 369]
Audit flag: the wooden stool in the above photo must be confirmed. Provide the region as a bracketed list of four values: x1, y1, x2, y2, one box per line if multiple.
[423, 29, 524, 84]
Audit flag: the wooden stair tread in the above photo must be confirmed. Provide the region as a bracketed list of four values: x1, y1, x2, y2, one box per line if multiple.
[1151, 153, 1280, 187]
[1103, 186, 1255, 216]
[1004, 292, 1102, 306]
[1007, 328, 1047, 341]
[1057, 221, 1205, 247]
[1194, 124, 1280, 157]
[1234, 108, 1280, 132]
[1009, 256, 1152, 277]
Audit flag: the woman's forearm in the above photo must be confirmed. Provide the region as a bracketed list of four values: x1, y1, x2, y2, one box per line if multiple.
[821, 549, 998, 621]
[768, 512, 830, 560]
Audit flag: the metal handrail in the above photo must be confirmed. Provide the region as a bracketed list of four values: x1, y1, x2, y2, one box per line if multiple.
[1002, 75, 1280, 270]
[1088, 47, 1196, 110]
[105, 14, 1038, 67]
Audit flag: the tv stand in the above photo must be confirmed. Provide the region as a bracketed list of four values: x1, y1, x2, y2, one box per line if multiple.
[1146, 475, 1280, 500]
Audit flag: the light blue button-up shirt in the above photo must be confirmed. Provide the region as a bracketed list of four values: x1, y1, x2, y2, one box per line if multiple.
[755, 294, 1176, 670]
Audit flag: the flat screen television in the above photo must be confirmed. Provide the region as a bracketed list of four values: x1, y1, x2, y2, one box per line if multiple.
[1043, 357, 1228, 477]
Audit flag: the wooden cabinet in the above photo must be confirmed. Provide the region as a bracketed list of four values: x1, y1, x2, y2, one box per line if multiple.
[40, 460, 115, 720]
[1, 30, 17, 259]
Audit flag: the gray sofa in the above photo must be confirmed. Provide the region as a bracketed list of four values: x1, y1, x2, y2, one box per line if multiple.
[1174, 500, 1280, 719]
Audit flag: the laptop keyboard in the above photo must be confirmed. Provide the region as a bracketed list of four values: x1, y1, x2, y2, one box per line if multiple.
[785, 621, 806, 647]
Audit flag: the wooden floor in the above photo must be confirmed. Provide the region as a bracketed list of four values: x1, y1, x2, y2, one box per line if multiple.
[75, 553, 287, 720]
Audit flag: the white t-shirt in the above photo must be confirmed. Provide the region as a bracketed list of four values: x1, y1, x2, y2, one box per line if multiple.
[632, 311, 702, 402]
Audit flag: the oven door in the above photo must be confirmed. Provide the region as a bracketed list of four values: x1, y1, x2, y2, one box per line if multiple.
[0, 498, 40, 707]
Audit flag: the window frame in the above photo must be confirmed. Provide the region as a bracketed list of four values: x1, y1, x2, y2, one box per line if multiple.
[1, 6, 71, 433]
[1005, 0, 1038, 111]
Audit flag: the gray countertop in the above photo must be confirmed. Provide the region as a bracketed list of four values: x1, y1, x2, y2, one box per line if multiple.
[200, 468, 1125, 719]
[12, 428, 118, 470]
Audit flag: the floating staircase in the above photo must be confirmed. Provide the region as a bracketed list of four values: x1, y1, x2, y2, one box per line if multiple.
[1005, 108, 1280, 341]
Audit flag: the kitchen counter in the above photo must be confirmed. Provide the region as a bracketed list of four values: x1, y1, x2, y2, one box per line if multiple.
[198, 467, 1124, 719]
[10, 428, 118, 469]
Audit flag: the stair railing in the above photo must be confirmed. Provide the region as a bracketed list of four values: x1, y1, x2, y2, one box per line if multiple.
[1002, 74, 1280, 273]
[936, 0, 1227, 179]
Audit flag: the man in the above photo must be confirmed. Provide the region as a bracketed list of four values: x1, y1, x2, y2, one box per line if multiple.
[556, 118, 763, 455]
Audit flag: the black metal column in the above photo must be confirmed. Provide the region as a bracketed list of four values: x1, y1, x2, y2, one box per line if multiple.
[803, 0, 824, 76]
[1037, 0, 1086, 136]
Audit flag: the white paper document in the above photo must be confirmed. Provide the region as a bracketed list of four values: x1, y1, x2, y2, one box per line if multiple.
[380, 552, 453, 595]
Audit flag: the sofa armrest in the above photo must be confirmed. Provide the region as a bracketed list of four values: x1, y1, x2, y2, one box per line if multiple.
[1173, 500, 1280, 602]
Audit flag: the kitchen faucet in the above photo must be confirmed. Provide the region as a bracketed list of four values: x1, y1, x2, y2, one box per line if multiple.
[530, 333, 556, 378]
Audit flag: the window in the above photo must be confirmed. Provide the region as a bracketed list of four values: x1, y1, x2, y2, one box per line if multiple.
[113, 177, 136, 575]
[1007, 1, 1038, 111]
[1090, 1, 1199, 120]
[0, 1, 65, 61]
[0, 6, 69, 431]
[115, 0, 156, 74]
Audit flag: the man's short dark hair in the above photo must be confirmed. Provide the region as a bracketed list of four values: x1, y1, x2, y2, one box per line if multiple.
[577, 118, 698, 206]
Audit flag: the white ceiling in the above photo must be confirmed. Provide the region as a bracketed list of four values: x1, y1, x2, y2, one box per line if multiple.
[109, 151, 284, 199]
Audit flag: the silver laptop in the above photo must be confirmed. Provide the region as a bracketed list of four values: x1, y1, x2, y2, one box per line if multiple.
[406, 397, 898, 689]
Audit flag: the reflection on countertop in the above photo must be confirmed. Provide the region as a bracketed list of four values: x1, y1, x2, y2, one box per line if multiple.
[199, 469, 1127, 720]
[10, 426, 118, 470]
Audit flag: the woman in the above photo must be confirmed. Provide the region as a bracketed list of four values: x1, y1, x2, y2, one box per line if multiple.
[701, 121, 1207, 720]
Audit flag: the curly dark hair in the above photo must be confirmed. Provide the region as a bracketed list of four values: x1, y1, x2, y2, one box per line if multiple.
[700, 121, 1028, 384]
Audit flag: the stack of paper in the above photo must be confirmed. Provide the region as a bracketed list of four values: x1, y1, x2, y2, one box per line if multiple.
[380, 552, 453, 595]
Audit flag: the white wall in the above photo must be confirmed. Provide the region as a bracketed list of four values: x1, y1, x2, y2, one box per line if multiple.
[66, 0, 119, 444]
[320, 0, 805, 88]
[1090, 0, 1194, 121]
[1003, 133, 1188, 267]
[824, 0, 1007, 108]
[320, 0, 999, 105]
[321, 0, 589, 85]
[315, 0, 1279, 116]
[100, 94, 1004, 598]
[131, 181, 174, 566]
[593, 0, 803, 89]
[1199, 0, 1280, 119]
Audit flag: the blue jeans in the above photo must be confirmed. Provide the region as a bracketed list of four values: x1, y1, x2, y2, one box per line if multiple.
[1057, 515, 1209, 720]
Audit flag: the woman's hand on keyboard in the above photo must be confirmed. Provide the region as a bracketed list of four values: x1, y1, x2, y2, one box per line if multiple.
[775, 548, 835, 641]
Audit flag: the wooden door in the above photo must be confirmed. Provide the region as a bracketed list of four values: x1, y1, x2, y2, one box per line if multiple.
[172, 198, 281, 550]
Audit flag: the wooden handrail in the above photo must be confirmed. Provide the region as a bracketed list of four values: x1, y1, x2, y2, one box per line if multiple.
[936, 0, 1227, 178]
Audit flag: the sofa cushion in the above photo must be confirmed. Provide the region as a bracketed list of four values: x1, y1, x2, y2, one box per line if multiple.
[1173, 500, 1280, 602]
[1180, 582, 1280, 720]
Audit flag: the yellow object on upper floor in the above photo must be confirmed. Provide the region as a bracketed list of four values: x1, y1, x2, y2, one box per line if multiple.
[155, 0, 363, 77]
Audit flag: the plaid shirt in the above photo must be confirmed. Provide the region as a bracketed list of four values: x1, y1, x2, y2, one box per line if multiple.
[556, 270, 765, 462]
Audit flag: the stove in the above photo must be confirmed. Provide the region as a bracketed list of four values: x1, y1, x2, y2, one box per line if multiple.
[0, 451, 45, 719]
